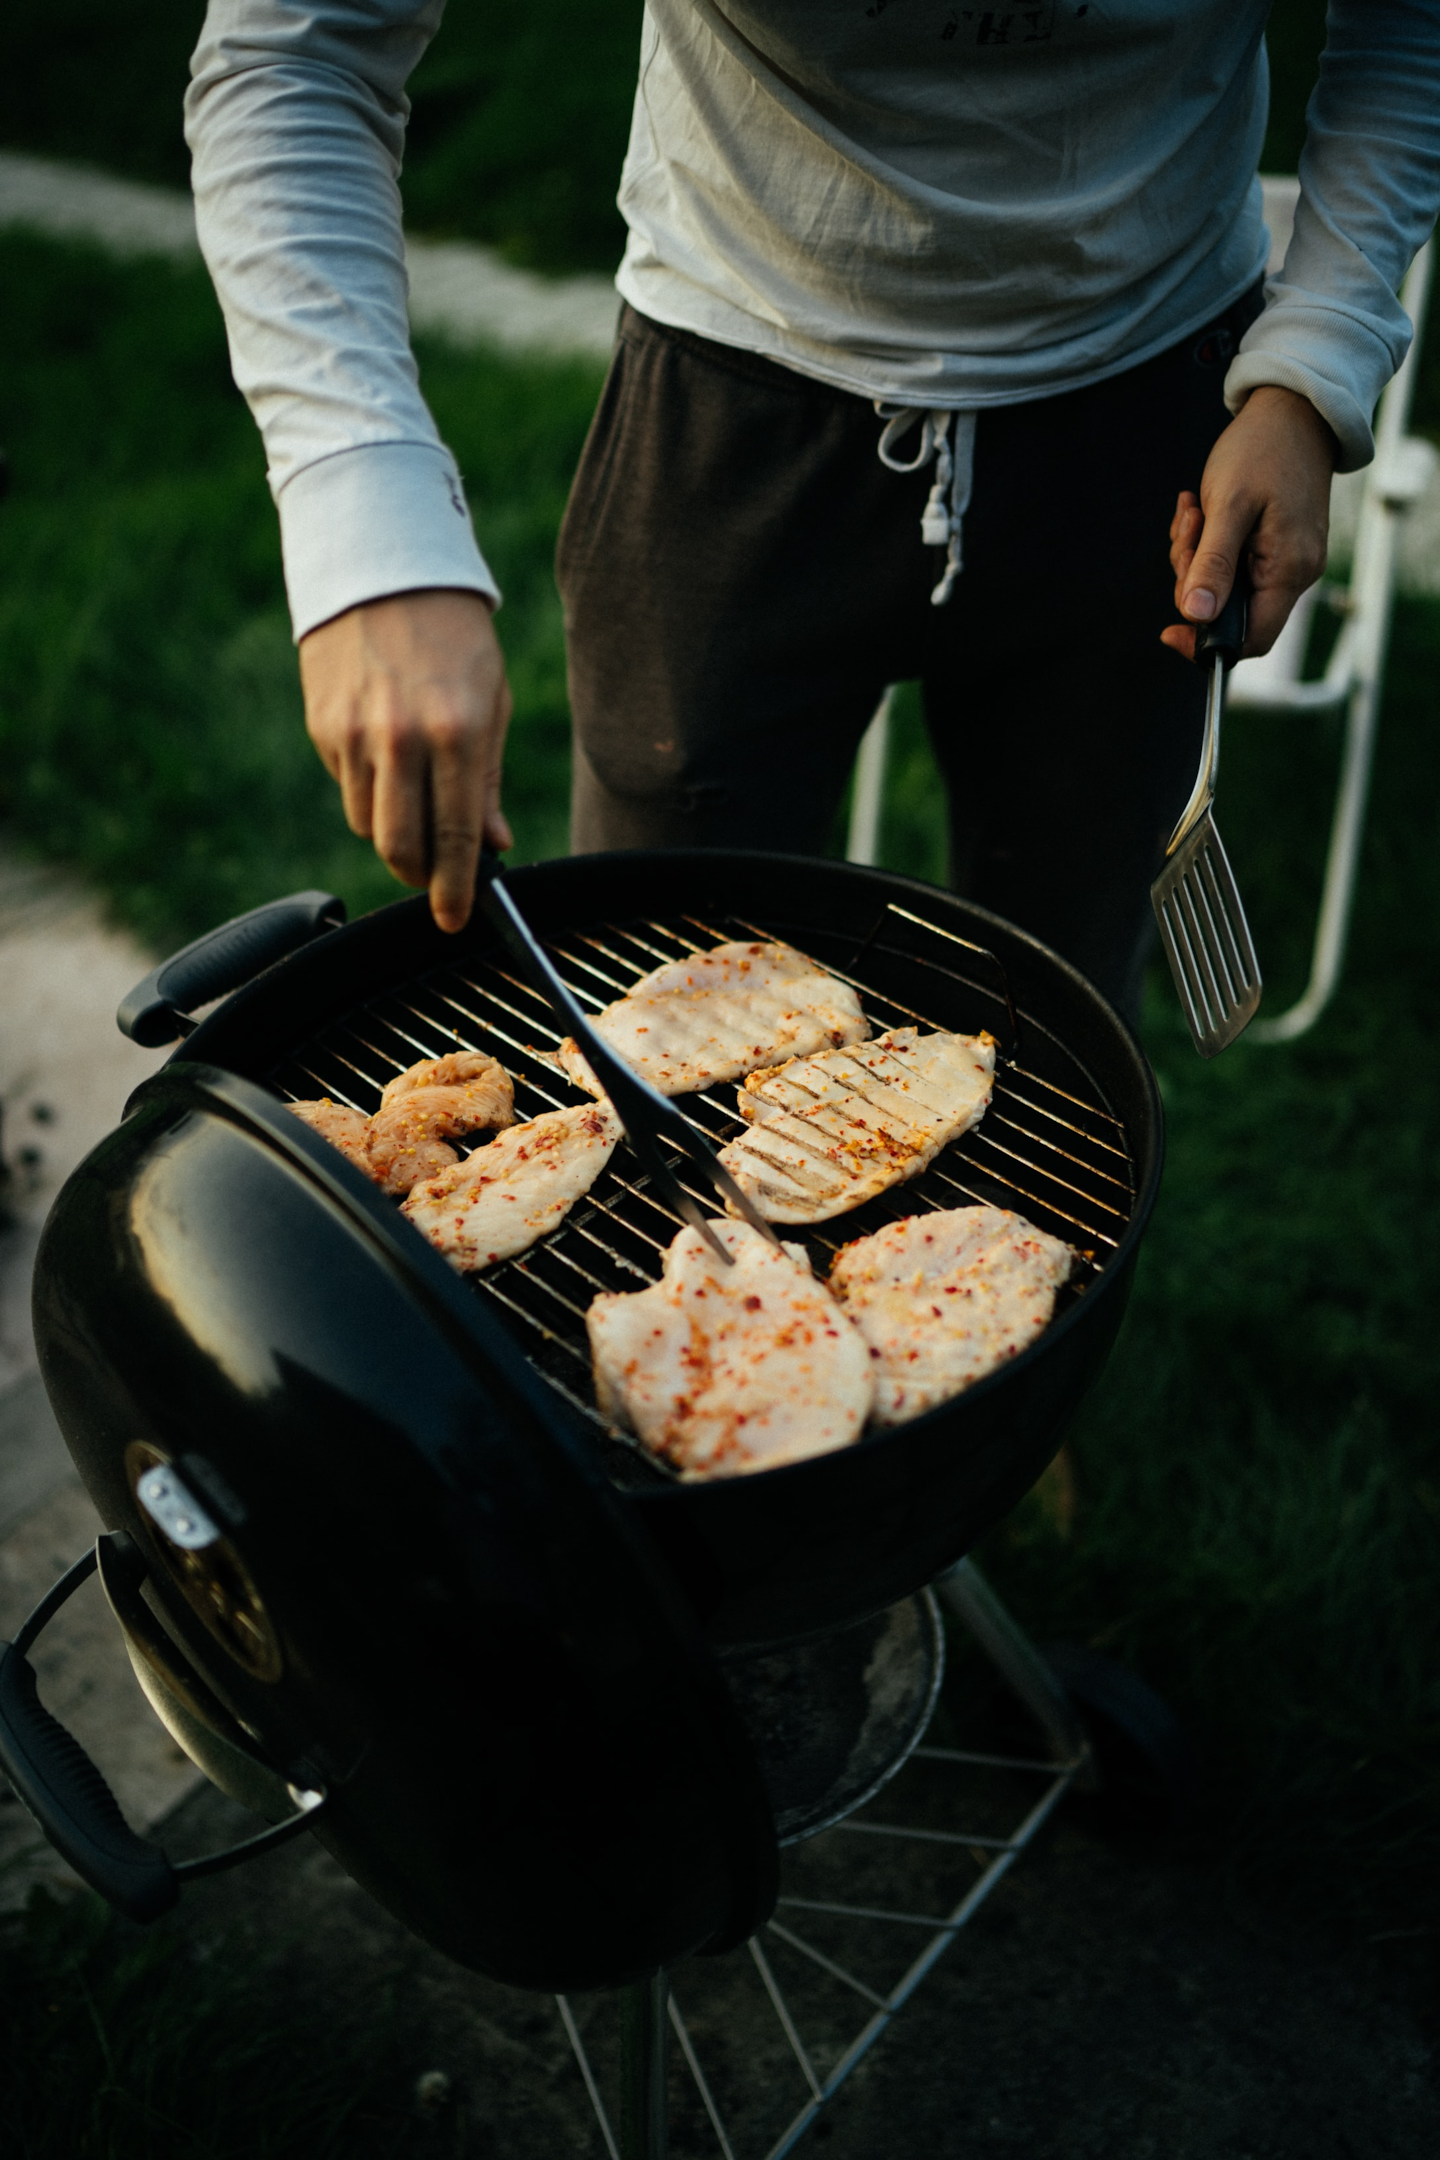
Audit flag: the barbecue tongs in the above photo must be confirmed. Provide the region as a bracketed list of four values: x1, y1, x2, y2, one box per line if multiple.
[479, 856, 780, 1265]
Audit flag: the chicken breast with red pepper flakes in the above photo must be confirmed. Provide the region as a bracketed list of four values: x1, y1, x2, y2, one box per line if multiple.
[717, 1027, 995, 1224]
[402, 1101, 621, 1270]
[286, 1098, 374, 1174]
[828, 1206, 1073, 1426]
[287, 1050, 514, 1196]
[364, 1051, 514, 1193]
[587, 1221, 874, 1478]
[555, 940, 868, 1097]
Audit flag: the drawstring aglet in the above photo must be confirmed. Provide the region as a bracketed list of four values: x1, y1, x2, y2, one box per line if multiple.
[921, 486, 952, 548]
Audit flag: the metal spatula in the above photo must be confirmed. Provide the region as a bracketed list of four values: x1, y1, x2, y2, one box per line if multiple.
[478, 852, 781, 1266]
[1151, 583, 1262, 1057]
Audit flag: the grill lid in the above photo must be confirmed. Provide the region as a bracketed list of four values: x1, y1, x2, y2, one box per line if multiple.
[33, 1060, 778, 1987]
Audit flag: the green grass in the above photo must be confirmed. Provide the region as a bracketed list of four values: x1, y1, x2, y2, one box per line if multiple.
[0, 1889, 358, 2157]
[0, 0, 644, 275]
[980, 598, 1440, 1928]
[0, 230, 603, 950]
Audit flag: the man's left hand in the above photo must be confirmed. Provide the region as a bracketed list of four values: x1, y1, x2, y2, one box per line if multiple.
[1162, 384, 1337, 662]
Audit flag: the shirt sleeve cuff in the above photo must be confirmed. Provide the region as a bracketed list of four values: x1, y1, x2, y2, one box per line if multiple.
[1223, 303, 1399, 472]
[277, 441, 501, 641]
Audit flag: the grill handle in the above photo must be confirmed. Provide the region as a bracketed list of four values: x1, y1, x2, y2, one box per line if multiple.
[117, 890, 347, 1047]
[0, 1540, 326, 1923]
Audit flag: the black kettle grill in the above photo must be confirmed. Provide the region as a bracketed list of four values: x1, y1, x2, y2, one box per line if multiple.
[0, 851, 1161, 1994]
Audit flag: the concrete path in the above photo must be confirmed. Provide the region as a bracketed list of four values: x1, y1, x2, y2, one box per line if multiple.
[0, 852, 190, 1905]
[0, 147, 619, 360]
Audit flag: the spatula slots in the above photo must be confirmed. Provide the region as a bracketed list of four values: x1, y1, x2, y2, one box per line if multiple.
[1151, 582, 1263, 1057]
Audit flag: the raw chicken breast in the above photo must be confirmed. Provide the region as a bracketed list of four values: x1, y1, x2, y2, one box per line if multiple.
[287, 1099, 373, 1174]
[828, 1206, 1072, 1426]
[365, 1051, 514, 1194]
[587, 1221, 874, 1479]
[402, 1102, 620, 1270]
[555, 940, 867, 1097]
[287, 1050, 513, 1197]
[716, 1028, 995, 1224]
[378, 1050, 514, 1126]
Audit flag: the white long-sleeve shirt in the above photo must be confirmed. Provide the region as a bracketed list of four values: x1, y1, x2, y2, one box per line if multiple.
[185, 0, 1440, 640]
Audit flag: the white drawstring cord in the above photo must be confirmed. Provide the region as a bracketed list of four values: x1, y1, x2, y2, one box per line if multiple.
[875, 405, 977, 606]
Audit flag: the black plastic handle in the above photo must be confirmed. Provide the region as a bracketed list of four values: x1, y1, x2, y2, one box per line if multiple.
[1195, 576, 1249, 672]
[0, 1540, 326, 1922]
[117, 890, 346, 1047]
[0, 1548, 176, 1921]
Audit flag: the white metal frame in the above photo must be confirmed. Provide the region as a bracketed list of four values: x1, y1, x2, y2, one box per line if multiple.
[845, 238, 1436, 1046]
[1233, 239, 1434, 1041]
[556, 1559, 1093, 2160]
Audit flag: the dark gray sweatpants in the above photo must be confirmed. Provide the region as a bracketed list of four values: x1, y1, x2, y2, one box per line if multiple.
[556, 291, 1262, 1018]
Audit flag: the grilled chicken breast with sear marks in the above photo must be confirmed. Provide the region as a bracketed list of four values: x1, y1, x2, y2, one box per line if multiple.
[555, 940, 867, 1097]
[828, 1206, 1072, 1426]
[587, 1221, 874, 1478]
[287, 1051, 514, 1196]
[402, 1101, 620, 1270]
[716, 1028, 995, 1224]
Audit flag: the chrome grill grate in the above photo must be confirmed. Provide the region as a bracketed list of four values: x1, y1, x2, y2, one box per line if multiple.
[264, 905, 1135, 1481]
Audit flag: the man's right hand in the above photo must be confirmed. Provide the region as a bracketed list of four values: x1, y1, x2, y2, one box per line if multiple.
[299, 588, 514, 935]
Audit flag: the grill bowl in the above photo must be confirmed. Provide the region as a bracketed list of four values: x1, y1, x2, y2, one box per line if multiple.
[147, 849, 1161, 1646]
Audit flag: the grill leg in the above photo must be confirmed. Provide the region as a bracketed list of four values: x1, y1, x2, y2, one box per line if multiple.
[934, 1557, 1096, 1783]
[620, 1971, 669, 2160]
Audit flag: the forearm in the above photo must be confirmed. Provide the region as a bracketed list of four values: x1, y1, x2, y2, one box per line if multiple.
[185, 0, 498, 636]
[1225, 0, 1440, 469]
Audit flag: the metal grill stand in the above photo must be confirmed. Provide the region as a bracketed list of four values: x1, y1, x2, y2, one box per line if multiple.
[561, 1557, 1090, 2160]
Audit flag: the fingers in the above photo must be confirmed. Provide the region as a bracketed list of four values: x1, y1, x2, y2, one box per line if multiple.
[1175, 483, 1252, 633]
[371, 710, 433, 890]
[338, 742, 377, 840]
[299, 590, 513, 930]
[427, 705, 488, 934]
[1160, 388, 1333, 666]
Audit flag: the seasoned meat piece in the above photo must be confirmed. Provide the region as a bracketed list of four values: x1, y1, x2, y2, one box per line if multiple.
[555, 940, 867, 1097]
[363, 1131, 461, 1196]
[828, 1206, 1072, 1426]
[717, 1028, 995, 1224]
[286, 1099, 374, 1174]
[366, 1051, 514, 1195]
[402, 1102, 621, 1270]
[286, 1049, 514, 1197]
[587, 1221, 873, 1478]
[377, 1051, 514, 1127]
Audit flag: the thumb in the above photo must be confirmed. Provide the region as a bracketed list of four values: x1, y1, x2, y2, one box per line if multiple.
[1178, 492, 1252, 629]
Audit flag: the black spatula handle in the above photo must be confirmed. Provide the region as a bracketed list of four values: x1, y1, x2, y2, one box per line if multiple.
[1194, 578, 1248, 672]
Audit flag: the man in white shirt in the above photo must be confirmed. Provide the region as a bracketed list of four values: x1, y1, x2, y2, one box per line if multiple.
[187, 0, 1440, 1009]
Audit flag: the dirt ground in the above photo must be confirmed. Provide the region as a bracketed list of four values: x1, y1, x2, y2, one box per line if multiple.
[160, 1763, 1438, 2160]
